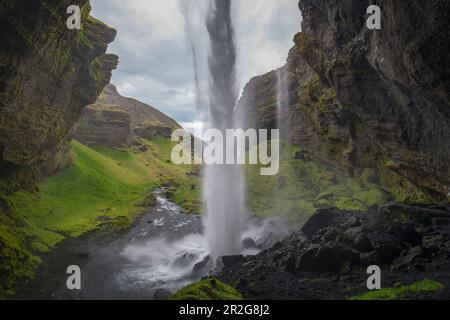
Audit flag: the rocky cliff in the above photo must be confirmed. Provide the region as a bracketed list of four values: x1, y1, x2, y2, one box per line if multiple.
[74, 84, 182, 146]
[97, 84, 181, 139]
[74, 104, 131, 147]
[0, 0, 117, 297]
[239, 0, 450, 203]
[0, 0, 118, 194]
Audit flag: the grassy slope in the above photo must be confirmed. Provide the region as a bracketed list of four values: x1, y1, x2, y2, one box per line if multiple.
[348, 279, 445, 300]
[0, 137, 199, 297]
[246, 142, 392, 226]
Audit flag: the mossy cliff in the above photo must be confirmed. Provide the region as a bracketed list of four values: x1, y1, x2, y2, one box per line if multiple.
[238, 0, 450, 214]
[0, 0, 118, 297]
[0, 0, 118, 194]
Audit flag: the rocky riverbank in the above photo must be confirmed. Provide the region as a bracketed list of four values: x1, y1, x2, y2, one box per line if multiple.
[217, 203, 450, 300]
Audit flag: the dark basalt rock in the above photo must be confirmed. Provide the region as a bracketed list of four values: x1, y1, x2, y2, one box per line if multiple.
[242, 237, 257, 249]
[217, 204, 450, 300]
[192, 255, 212, 279]
[221, 255, 245, 269]
[298, 242, 362, 273]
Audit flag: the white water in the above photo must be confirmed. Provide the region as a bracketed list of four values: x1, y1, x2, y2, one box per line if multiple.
[183, 0, 246, 259]
[117, 191, 286, 295]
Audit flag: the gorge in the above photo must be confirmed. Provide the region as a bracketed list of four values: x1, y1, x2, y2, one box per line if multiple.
[1, 0, 449, 300]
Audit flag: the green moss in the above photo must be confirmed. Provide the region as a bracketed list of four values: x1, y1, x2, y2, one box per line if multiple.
[170, 278, 243, 301]
[246, 142, 391, 225]
[348, 279, 445, 300]
[1, 137, 200, 297]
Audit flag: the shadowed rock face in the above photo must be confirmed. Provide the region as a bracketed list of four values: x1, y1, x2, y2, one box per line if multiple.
[238, 0, 450, 202]
[74, 104, 131, 147]
[0, 0, 118, 193]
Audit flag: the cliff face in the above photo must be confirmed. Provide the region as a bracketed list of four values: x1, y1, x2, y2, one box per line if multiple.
[74, 104, 131, 147]
[239, 0, 450, 203]
[97, 84, 181, 139]
[74, 84, 181, 146]
[0, 0, 118, 194]
[0, 0, 117, 297]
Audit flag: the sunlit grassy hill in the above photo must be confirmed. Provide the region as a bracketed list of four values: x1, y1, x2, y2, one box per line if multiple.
[0, 137, 200, 297]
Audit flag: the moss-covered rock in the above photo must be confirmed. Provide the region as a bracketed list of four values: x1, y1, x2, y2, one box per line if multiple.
[349, 279, 445, 300]
[0, 0, 118, 194]
[0, 0, 118, 298]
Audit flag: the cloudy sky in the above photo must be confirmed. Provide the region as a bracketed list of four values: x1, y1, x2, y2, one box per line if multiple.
[91, 0, 301, 128]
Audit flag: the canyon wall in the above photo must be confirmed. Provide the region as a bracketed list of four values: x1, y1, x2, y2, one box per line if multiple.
[239, 0, 450, 203]
[0, 0, 118, 194]
[74, 84, 182, 146]
[0, 0, 117, 297]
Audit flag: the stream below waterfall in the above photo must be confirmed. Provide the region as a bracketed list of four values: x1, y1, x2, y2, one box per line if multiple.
[15, 189, 288, 300]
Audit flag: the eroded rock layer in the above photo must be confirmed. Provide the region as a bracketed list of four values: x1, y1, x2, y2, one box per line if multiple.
[238, 0, 450, 202]
[0, 0, 118, 193]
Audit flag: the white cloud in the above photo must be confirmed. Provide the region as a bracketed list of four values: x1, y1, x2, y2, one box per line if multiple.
[91, 0, 301, 124]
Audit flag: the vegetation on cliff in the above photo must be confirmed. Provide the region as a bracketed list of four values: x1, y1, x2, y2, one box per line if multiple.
[246, 142, 390, 225]
[0, 1, 118, 194]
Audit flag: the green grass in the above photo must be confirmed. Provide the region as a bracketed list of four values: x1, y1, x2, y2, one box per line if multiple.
[170, 278, 243, 300]
[246, 142, 391, 225]
[9, 138, 200, 251]
[1, 137, 200, 297]
[349, 279, 445, 300]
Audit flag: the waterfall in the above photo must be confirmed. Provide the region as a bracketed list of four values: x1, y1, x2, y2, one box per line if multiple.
[183, 0, 246, 259]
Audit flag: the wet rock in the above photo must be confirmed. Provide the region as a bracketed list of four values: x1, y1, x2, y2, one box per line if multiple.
[192, 255, 212, 279]
[242, 237, 257, 249]
[367, 232, 407, 264]
[221, 255, 245, 269]
[255, 221, 287, 249]
[301, 207, 349, 239]
[386, 224, 422, 246]
[165, 187, 177, 200]
[360, 251, 382, 265]
[153, 288, 172, 300]
[298, 242, 362, 273]
[217, 203, 450, 300]
[172, 251, 200, 268]
[353, 236, 372, 253]
[141, 193, 157, 207]
[392, 246, 429, 270]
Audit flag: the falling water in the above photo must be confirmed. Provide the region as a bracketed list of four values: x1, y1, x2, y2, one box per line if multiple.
[204, 0, 245, 258]
[183, 0, 246, 259]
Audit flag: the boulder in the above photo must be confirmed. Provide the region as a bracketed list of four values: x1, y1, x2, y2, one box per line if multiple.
[367, 231, 407, 264]
[301, 207, 349, 239]
[221, 255, 245, 269]
[141, 193, 157, 207]
[298, 242, 362, 273]
[192, 255, 212, 279]
[242, 237, 257, 249]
